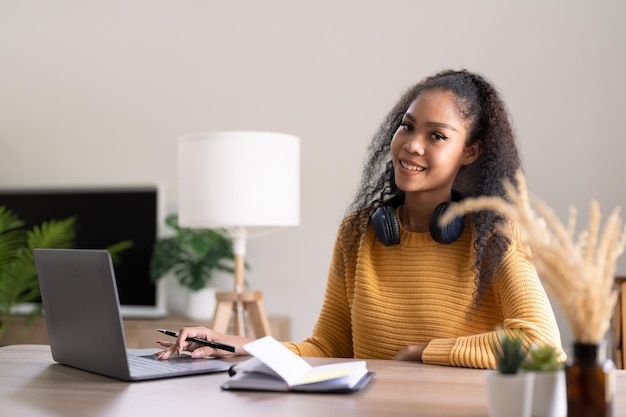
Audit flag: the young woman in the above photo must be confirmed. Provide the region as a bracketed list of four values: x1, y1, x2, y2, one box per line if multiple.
[156, 69, 564, 368]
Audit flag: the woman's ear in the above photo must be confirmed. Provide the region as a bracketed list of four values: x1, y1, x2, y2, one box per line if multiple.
[462, 140, 481, 166]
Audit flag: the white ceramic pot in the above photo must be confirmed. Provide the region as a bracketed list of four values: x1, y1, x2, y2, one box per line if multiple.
[163, 271, 232, 321]
[486, 371, 535, 417]
[184, 286, 217, 321]
[531, 370, 566, 417]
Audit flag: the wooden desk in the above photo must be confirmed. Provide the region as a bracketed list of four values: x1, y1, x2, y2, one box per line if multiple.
[0, 314, 291, 348]
[1, 345, 626, 417]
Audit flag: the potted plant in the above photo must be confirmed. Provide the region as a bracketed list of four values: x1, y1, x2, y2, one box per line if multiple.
[0, 205, 134, 341]
[486, 329, 535, 417]
[0, 206, 76, 339]
[150, 213, 237, 320]
[522, 343, 566, 417]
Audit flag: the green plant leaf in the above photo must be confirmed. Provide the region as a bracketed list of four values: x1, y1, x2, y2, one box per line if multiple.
[521, 343, 564, 371]
[150, 214, 237, 291]
[493, 328, 527, 374]
[0, 206, 27, 268]
[27, 217, 77, 250]
[107, 240, 134, 264]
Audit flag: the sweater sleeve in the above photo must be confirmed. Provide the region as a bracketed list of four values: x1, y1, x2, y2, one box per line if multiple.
[422, 241, 565, 368]
[283, 222, 355, 358]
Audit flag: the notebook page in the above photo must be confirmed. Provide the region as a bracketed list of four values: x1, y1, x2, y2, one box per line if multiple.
[243, 336, 312, 386]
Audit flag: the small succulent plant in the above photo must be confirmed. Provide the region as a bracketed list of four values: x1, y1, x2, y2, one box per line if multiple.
[494, 329, 526, 375]
[522, 343, 564, 372]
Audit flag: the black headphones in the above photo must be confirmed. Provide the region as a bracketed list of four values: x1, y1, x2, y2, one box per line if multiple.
[371, 190, 465, 246]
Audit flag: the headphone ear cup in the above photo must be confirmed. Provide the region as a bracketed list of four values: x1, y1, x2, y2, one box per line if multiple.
[430, 202, 465, 244]
[371, 205, 401, 246]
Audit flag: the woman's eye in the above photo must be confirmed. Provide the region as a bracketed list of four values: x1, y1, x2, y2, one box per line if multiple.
[399, 122, 412, 131]
[431, 132, 447, 141]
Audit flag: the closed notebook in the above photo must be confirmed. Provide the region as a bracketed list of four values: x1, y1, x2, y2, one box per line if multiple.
[221, 336, 374, 393]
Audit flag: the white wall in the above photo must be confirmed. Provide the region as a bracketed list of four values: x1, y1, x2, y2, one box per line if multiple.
[2, 1, 625, 354]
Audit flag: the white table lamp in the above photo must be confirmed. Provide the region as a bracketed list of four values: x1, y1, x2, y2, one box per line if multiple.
[178, 131, 300, 337]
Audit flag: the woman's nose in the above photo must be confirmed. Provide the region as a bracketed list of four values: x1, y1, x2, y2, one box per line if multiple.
[403, 135, 425, 155]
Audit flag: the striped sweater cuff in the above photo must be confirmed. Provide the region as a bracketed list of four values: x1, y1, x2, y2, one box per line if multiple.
[422, 338, 456, 365]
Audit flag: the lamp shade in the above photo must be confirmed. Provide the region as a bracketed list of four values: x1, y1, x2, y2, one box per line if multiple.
[178, 131, 300, 228]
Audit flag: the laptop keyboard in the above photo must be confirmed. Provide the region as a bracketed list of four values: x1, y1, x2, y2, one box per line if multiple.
[127, 355, 195, 377]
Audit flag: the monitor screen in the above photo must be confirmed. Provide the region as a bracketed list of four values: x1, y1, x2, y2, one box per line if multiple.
[0, 185, 166, 318]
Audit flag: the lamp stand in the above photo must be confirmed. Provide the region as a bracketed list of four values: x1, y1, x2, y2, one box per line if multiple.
[211, 226, 272, 338]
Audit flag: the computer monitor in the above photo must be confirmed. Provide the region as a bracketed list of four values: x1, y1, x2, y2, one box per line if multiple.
[0, 184, 167, 318]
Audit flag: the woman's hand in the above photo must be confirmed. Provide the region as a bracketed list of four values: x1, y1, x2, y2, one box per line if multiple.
[393, 344, 427, 361]
[154, 326, 253, 360]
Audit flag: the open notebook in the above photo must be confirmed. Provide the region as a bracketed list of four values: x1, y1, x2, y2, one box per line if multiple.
[34, 248, 231, 381]
[221, 336, 374, 393]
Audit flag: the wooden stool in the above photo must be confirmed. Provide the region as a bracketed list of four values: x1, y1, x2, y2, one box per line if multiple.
[211, 290, 272, 338]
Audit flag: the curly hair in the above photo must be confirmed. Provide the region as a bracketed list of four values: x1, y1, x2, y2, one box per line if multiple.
[346, 69, 522, 307]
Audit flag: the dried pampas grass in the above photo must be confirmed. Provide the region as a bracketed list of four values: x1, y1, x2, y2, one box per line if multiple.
[440, 170, 626, 344]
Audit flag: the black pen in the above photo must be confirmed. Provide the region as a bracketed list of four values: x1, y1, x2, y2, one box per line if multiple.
[156, 329, 237, 353]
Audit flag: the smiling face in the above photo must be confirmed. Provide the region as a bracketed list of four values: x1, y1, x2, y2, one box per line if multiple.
[390, 89, 480, 201]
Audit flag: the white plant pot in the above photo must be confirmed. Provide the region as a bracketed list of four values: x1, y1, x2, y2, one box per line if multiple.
[163, 272, 232, 321]
[486, 371, 535, 417]
[184, 286, 217, 321]
[531, 370, 566, 417]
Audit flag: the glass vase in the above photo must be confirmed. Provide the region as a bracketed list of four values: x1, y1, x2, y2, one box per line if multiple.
[565, 342, 615, 417]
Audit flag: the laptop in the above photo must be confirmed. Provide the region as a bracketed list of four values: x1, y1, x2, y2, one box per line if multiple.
[33, 248, 232, 381]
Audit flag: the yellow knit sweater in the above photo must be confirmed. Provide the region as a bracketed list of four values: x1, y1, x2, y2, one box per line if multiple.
[284, 213, 564, 369]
